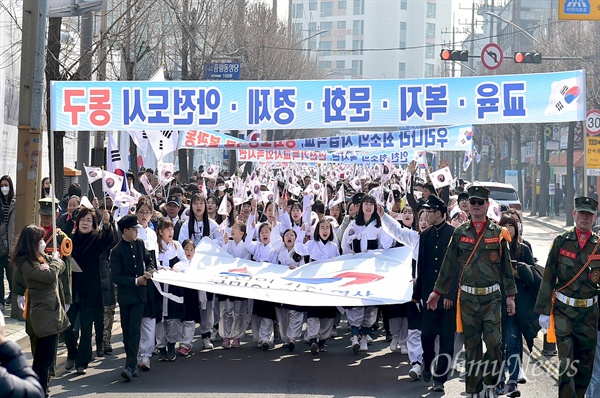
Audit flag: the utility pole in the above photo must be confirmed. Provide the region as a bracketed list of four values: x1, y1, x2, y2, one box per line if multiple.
[15, 0, 48, 233]
[566, 121, 575, 226]
[77, 11, 94, 194]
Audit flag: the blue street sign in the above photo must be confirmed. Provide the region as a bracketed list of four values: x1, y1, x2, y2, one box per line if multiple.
[205, 62, 241, 80]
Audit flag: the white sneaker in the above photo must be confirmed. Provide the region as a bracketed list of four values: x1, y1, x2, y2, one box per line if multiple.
[484, 386, 497, 398]
[210, 330, 219, 342]
[409, 362, 422, 380]
[400, 344, 409, 355]
[359, 337, 368, 351]
[351, 335, 360, 354]
[203, 337, 214, 349]
[389, 337, 399, 352]
[365, 334, 373, 344]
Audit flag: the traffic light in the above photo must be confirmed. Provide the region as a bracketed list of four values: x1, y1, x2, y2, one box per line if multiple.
[440, 49, 468, 62]
[514, 51, 542, 64]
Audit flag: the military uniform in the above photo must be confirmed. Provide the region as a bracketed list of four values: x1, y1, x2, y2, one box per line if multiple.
[433, 185, 517, 395]
[535, 197, 600, 398]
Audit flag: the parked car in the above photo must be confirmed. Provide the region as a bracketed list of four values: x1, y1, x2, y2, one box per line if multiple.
[475, 182, 522, 211]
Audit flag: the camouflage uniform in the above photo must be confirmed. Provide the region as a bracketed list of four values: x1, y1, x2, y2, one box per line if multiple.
[535, 218, 600, 397]
[434, 218, 516, 394]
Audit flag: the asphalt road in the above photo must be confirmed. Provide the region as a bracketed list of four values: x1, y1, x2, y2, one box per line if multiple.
[46, 221, 562, 398]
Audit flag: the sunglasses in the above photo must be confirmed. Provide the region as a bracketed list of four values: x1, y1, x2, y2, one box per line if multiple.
[469, 198, 486, 206]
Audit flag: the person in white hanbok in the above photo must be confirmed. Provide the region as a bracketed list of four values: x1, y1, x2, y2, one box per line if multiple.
[295, 219, 340, 354]
[245, 222, 279, 350]
[178, 193, 224, 350]
[219, 223, 252, 348]
[341, 194, 395, 354]
[155, 218, 186, 361]
[275, 229, 306, 352]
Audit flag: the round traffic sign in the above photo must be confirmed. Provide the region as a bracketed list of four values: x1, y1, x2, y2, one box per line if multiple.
[481, 43, 503, 70]
[587, 109, 600, 136]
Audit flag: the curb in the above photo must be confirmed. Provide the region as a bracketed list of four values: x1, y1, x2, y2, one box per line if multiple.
[523, 216, 571, 233]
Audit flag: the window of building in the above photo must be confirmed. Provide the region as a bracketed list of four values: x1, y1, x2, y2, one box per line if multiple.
[321, 2, 333, 17]
[399, 22, 407, 48]
[320, 40, 332, 55]
[293, 23, 303, 36]
[309, 0, 317, 11]
[425, 45, 435, 59]
[320, 61, 332, 69]
[353, 0, 364, 15]
[308, 39, 317, 50]
[339, 0, 347, 9]
[398, 62, 406, 78]
[293, 3, 304, 18]
[426, 23, 435, 39]
[426, 3, 436, 18]
[352, 60, 363, 76]
[400, 0, 407, 10]
[320, 22, 333, 35]
[336, 60, 345, 69]
[337, 40, 346, 49]
[352, 39, 363, 55]
[353, 19, 364, 35]
[308, 22, 317, 33]
[425, 63, 434, 77]
[338, 20, 346, 29]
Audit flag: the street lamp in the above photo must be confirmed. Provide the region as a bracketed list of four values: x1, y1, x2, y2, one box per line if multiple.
[485, 11, 539, 44]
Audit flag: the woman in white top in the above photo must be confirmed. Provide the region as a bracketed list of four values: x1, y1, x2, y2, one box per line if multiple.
[341, 194, 394, 354]
[155, 218, 186, 361]
[134, 197, 160, 370]
[178, 193, 224, 349]
[295, 219, 340, 354]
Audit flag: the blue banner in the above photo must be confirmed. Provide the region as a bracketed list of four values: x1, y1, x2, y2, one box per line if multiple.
[50, 70, 586, 131]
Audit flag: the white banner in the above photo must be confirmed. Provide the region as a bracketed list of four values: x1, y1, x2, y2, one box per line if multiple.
[152, 238, 414, 307]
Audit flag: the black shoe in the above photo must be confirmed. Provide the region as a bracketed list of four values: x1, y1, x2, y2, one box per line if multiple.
[76, 367, 86, 375]
[432, 382, 445, 392]
[158, 347, 168, 362]
[261, 342, 269, 351]
[96, 349, 104, 357]
[104, 345, 113, 355]
[318, 340, 327, 352]
[132, 368, 139, 377]
[385, 332, 393, 342]
[65, 358, 75, 370]
[309, 338, 318, 355]
[288, 341, 295, 352]
[167, 343, 176, 361]
[423, 369, 432, 383]
[121, 368, 133, 381]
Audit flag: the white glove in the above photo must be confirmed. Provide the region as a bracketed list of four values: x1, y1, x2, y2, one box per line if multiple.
[65, 304, 70, 312]
[539, 314, 550, 333]
[17, 296, 25, 311]
[52, 251, 61, 260]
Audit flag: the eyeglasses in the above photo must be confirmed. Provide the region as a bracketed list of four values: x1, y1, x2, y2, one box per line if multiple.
[137, 211, 152, 215]
[79, 218, 94, 224]
[469, 198, 486, 206]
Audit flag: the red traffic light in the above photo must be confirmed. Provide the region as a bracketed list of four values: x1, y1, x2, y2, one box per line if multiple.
[440, 49, 468, 62]
[514, 51, 542, 64]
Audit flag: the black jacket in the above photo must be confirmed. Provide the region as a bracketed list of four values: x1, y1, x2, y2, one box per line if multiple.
[0, 340, 45, 398]
[110, 238, 155, 305]
[414, 222, 456, 306]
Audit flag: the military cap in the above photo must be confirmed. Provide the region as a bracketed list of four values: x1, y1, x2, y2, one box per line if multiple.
[467, 184, 490, 200]
[352, 192, 365, 204]
[117, 214, 142, 232]
[422, 195, 447, 214]
[39, 197, 61, 216]
[574, 196, 598, 214]
[166, 195, 181, 207]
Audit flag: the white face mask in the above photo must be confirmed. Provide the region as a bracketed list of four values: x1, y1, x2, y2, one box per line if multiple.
[39, 240, 46, 254]
[0, 187, 9, 196]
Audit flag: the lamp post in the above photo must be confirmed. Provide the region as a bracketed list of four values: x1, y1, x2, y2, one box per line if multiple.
[485, 11, 539, 44]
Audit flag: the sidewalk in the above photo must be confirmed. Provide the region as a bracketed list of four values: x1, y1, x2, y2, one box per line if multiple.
[522, 212, 572, 233]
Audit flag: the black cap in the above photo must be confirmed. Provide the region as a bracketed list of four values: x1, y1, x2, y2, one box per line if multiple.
[117, 214, 142, 232]
[392, 189, 402, 202]
[422, 195, 447, 214]
[352, 192, 365, 205]
[467, 184, 490, 200]
[458, 192, 469, 202]
[416, 198, 427, 211]
[167, 195, 181, 207]
[574, 196, 598, 214]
